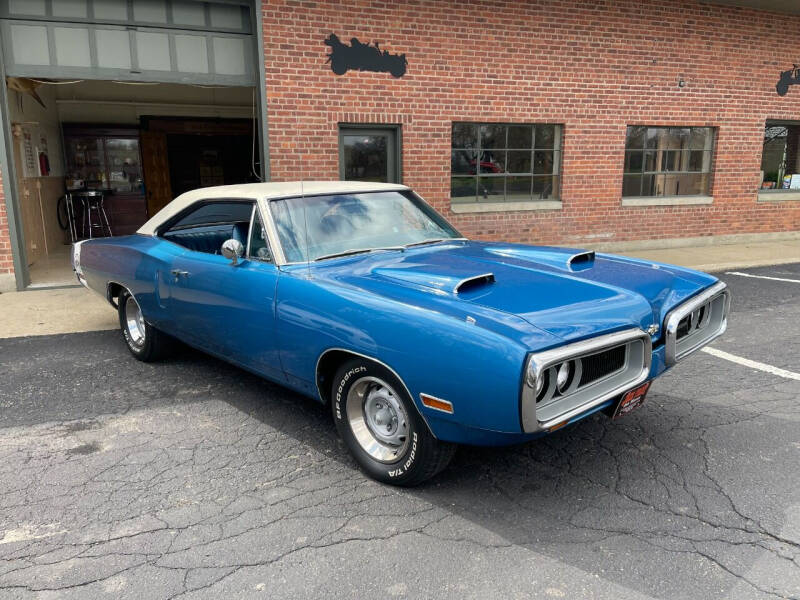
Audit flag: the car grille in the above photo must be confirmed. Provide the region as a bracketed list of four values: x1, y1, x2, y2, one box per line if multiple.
[664, 282, 730, 365]
[520, 328, 652, 432]
[578, 345, 627, 388]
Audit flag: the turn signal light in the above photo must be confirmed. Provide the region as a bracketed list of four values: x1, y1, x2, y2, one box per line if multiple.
[420, 394, 454, 414]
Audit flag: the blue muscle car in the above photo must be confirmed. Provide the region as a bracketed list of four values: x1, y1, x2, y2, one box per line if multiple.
[73, 182, 730, 486]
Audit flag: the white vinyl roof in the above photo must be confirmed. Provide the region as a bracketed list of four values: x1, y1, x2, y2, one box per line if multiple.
[137, 181, 409, 236]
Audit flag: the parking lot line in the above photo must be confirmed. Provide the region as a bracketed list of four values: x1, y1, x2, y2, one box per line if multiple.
[702, 347, 800, 381]
[725, 271, 800, 284]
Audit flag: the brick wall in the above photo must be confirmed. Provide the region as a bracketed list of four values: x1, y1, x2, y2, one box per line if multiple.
[0, 165, 13, 278]
[262, 0, 800, 246]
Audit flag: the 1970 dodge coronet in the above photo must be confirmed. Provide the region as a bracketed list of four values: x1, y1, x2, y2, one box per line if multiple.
[73, 182, 730, 485]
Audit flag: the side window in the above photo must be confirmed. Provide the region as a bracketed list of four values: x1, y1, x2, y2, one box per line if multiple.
[248, 207, 273, 262]
[162, 201, 253, 255]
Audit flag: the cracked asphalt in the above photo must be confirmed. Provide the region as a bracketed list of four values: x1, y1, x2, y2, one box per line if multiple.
[0, 264, 798, 599]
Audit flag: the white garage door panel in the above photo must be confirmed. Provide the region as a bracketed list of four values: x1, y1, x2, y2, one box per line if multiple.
[95, 29, 131, 69]
[0, 1, 254, 85]
[9, 24, 49, 66]
[54, 27, 92, 67]
[175, 35, 208, 73]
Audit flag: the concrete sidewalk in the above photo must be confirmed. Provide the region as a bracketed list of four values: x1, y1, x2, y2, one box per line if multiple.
[1, 238, 798, 339]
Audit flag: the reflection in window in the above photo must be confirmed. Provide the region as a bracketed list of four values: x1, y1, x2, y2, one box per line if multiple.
[760, 122, 800, 192]
[451, 123, 561, 204]
[623, 126, 715, 197]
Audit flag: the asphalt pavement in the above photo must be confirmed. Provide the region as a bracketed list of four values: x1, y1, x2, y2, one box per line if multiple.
[0, 264, 798, 599]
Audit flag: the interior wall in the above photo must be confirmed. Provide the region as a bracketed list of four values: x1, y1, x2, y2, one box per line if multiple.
[55, 81, 254, 124]
[7, 83, 67, 265]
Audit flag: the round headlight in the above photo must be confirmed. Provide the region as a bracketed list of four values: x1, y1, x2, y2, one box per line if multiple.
[535, 372, 545, 395]
[556, 361, 571, 392]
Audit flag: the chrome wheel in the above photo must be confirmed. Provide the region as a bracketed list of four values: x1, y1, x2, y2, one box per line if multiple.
[345, 376, 409, 463]
[124, 295, 146, 348]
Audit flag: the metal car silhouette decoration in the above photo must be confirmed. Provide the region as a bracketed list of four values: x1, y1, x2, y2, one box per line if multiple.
[325, 33, 407, 78]
[776, 64, 800, 96]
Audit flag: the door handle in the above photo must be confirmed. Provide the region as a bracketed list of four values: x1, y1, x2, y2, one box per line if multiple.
[170, 269, 189, 279]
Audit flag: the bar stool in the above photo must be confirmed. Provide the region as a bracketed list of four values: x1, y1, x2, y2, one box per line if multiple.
[81, 191, 113, 238]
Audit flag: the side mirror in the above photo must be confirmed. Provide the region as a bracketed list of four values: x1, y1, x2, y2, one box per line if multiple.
[221, 239, 244, 265]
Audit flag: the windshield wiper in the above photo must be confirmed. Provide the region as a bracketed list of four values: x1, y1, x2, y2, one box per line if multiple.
[404, 237, 466, 248]
[313, 246, 405, 262]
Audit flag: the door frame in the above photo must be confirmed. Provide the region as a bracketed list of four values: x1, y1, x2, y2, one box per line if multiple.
[338, 123, 402, 184]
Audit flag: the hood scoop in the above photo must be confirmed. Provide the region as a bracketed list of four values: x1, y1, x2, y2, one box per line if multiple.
[454, 272, 495, 294]
[485, 246, 596, 272]
[373, 265, 495, 295]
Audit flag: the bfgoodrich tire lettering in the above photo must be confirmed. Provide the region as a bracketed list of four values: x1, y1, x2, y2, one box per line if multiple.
[332, 358, 456, 486]
[118, 288, 171, 362]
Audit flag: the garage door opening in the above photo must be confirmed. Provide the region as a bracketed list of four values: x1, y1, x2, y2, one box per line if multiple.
[6, 78, 260, 287]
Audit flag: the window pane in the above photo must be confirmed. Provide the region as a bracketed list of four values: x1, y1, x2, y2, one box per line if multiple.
[645, 128, 661, 149]
[626, 126, 646, 149]
[507, 150, 532, 173]
[689, 127, 710, 149]
[480, 124, 506, 149]
[478, 176, 504, 202]
[533, 150, 554, 174]
[248, 209, 272, 261]
[506, 176, 532, 201]
[343, 134, 387, 182]
[625, 151, 644, 173]
[662, 150, 681, 172]
[644, 150, 657, 172]
[478, 150, 505, 173]
[451, 176, 476, 202]
[451, 149, 477, 175]
[670, 127, 691, 150]
[644, 174, 664, 196]
[534, 124, 556, 149]
[533, 175, 558, 200]
[171, 202, 252, 229]
[507, 125, 532, 149]
[688, 150, 706, 172]
[675, 173, 709, 195]
[452, 123, 478, 149]
[622, 174, 642, 197]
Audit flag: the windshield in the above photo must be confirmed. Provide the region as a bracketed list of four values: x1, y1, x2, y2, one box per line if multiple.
[269, 190, 463, 262]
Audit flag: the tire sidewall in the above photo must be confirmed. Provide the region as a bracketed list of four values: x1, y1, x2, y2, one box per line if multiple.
[332, 359, 433, 485]
[118, 290, 152, 359]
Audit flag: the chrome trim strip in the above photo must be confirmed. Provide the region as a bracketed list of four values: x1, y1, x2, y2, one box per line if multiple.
[664, 281, 730, 366]
[245, 204, 256, 257]
[258, 197, 287, 266]
[521, 328, 652, 433]
[453, 272, 494, 294]
[315, 347, 438, 439]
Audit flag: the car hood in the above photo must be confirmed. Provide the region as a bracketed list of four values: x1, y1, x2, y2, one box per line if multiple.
[306, 240, 718, 345]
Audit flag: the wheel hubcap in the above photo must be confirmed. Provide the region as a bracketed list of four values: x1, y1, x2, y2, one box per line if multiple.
[346, 376, 409, 463]
[125, 296, 146, 348]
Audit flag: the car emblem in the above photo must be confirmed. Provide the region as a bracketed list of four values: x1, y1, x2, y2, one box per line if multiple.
[647, 324, 659, 335]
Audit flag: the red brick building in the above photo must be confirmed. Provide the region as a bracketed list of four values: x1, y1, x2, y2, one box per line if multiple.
[1, 0, 800, 290]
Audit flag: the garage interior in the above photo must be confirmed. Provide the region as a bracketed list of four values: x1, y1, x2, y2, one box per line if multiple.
[8, 80, 258, 287]
[0, 0, 263, 289]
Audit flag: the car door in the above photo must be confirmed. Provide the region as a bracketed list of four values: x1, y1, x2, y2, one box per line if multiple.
[163, 200, 283, 380]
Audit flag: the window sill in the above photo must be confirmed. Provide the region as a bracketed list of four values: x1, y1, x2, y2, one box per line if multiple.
[758, 191, 800, 202]
[450, 200, 562, 213]
[621, 195, 713, 207]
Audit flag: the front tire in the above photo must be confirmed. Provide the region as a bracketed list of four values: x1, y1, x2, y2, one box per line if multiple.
[118, 289, 171, 362]
[332, 358, 456, 486]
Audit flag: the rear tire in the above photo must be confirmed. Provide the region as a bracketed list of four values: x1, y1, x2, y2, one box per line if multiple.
[118, 289, 171, 362]
[332, 358, 456, 486]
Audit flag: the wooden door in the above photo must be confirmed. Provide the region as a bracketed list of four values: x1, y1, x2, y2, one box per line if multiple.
[141, 132, 172, 217]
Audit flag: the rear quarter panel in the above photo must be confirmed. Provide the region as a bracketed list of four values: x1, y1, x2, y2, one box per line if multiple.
[79, 235, 183, 330]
